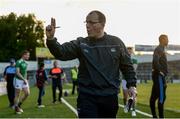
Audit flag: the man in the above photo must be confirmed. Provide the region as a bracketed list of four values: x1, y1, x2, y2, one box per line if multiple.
[46, 10, 137, 118]
[36, 62, 48, 108]
[122, 47, 138, 116]
[14, 50, 30, 114]
[150, 34, 168, 118]
[71, 66, 78, 95]
[49, 60, 64, 103]
[3, 58, 16, 108]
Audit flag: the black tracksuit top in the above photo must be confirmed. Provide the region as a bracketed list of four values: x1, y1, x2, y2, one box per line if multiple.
[47, 33, 137, 96]
[152, 45, 168, 76]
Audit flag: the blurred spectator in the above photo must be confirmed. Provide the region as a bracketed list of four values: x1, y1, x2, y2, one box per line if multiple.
[3, 58, 16, 108]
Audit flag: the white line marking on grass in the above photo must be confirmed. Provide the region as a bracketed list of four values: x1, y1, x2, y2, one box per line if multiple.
[119, 104, 152, 117]
[61, 98, 78, 117]
[62, 96, 152, 118]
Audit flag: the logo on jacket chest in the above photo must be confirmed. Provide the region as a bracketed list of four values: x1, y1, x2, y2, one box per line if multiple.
[83, 49, 89, 53]
[111, 48, 116, 52]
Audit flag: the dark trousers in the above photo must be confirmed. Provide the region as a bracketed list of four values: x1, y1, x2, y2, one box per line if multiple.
[37, 86, 45, 105]
[52, 81, 62, 102]
[72, 80, 78, 95]
[77, 93, 119, 118]
[6, 82, 15, 107]
[150, 72, 167, 118]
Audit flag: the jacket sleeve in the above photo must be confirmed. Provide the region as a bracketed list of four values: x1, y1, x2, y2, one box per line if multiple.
[46, 37, 81, 61]
[119, 41, 137, 88]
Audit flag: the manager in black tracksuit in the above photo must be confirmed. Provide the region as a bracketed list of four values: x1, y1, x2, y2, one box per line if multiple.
[46, 10, 137, 118]
[150, 34, 168, 118]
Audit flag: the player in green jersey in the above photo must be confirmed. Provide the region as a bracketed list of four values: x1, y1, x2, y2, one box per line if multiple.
[14, 50, 30, 114]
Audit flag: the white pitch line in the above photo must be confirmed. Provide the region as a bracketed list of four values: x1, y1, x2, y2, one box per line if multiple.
[61, 98, 78, 117]
[62, 97, 152, 118]
[119, 104, 152, 117]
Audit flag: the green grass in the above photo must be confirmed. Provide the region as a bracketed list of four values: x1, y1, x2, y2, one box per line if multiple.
[0, 82, 180, 118]
[0, 85, 76, 118]
[136, 81, 180, 111]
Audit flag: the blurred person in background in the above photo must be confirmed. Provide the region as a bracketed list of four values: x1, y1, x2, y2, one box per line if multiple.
[71, 66, 78, 95]
[122, 47, 138, 116]
[3, 58, 16, 108]
[150, 34, 168, 118]
[36, 62, 48, 108]
[49, 60, 64, 103]
[14, 50, 30, 114]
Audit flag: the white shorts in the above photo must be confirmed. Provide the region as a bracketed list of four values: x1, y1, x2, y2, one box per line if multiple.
[14, 78, 29, 90]
[122, 79, 127, 90]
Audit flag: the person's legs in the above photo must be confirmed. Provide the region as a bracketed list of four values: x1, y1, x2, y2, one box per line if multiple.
[158, 101, 164, 118]
[6, 84, 13, 106]
[158, 75, 167, 118]
[10, 84, 15, 106]
[122, 80, 128, 105]
[122, 79, 128, 113]
[37, 86, 44, 105]
[72, 81, 75, 95]
[123, 89, 128, 105]
[150, 72, 160, 118]
[14, 88, 21, 107]
[123, 89, 129, 113]
[6, 79, 15, 107]
[14, 88, 23, 114]
[98, 94, 119, 118]
[75, 81, 78, 94]
[52, 82, 57, 103]
[131, 96, 137, 116]
[77, 93, 98, 118]
[20, 84, 30, 105]
[150, 84, 159, 118]
[13, 78, 23, 114]
[58, 83, 62, 101]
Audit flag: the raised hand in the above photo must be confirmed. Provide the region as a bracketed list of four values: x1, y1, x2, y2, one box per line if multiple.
[46, 18, 56, 40]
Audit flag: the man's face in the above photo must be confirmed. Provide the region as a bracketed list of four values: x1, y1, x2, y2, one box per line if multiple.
[54, 61, 58, 67]
[23, 53, 30, 60]
[127, 48, 133, 55]
[161, 37, 169, 47]
[10, 62, 15, 66]
[164, 37, 169, 46]
[86, 12, 104, 39]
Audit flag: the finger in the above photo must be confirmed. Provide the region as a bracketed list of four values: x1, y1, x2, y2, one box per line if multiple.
[51, 18, 53, 26]
[53, 18, 56, 27]
[51, 18, 56, 28]
[46, 25, 52, 31]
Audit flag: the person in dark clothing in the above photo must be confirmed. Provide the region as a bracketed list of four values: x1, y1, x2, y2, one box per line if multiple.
[49, 60, 64, 103]
[150, 34, 168, 118]
[3, 58, 16, 108]
[46, 10, 137, 118]
[36, 63, 48, 108]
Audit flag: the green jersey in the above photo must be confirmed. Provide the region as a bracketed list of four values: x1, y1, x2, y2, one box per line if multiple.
[131, 56, 138, 70]
[15, 59, 28, 79]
